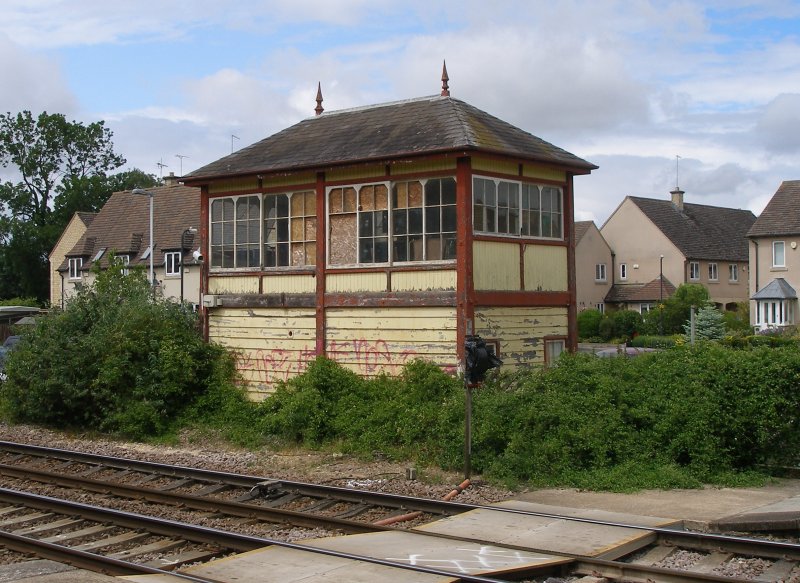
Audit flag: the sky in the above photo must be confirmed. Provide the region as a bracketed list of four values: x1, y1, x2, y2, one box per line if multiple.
[1, 0, 799, 225]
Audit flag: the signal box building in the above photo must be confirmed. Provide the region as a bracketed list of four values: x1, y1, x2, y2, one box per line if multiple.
[184, 79, 596, 397]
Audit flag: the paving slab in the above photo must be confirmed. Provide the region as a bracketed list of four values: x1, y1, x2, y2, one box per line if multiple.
[513, 478, 800, 531]
[415, 500, 677, 560]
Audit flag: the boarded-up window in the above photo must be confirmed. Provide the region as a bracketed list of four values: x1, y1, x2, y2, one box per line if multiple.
[329, 178, 457, 266]
[328, 187, 357, 265]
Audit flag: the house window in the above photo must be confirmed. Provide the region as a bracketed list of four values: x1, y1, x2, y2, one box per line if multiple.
[596, 303, 604, 314]
[595, 263, 607, 282]
[392, 178, 456, 262]
[165, 252, 181, 276]
[328, 178, 456, 266]
[210, 195, 261, 269]
[773, 241, 785, 267]
[116, 254, 130, 275]
[689, 261, 700, 280]
[68, 258, 82, 280]
[708, 263, 718, 281]
[545, 338, 566, 364]
[640, 303, 654, 314]
[262, 191, 317, 268]
[620, 263, 627, 280]
[757, 299, 795, 328]
[729, 264, 738, 282]
[473, 177, 562, 240]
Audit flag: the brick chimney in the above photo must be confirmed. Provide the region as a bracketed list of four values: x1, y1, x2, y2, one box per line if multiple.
[670, 187, 684, 211]
[164, 172, 179, 187]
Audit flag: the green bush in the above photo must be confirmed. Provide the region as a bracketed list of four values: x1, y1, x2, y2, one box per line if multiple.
[0, 259, 245, 440]
[577, 309, 603, 339]
[610, 310, 643, 341]
[629, 335, 678, 348]
[252, 345, 800, 491]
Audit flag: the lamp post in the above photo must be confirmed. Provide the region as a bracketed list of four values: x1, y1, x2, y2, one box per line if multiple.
[659, 254, 664, 335]
[180, 227, 197, 303]
[131, 188, 155, 286]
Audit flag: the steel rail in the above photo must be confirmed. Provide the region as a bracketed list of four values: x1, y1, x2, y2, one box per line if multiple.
[3, 441, 799, 565]
[0, 486, 785, 583]
[0, 486, 525, 583]
[0, 529, 229, 582]
[0, 440, 458, 515]
[0, 462, 387, 534]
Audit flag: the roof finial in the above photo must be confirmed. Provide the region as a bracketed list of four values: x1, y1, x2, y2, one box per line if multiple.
[441, 60, 450, 97]
[315, 82, 324, 116]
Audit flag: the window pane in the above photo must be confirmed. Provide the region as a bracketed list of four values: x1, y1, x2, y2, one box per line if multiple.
[442, 206, 456, 232]
[441, 177, 456, 204]
[409, 208, 423, 234]
[426, 207, 441, 233]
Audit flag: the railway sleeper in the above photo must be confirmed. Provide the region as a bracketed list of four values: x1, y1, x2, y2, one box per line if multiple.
[108, 537, 186, 559]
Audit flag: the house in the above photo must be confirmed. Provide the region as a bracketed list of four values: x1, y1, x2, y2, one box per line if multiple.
[57, 177, 201, 305]
[574, 221, 613, 314]
[601, 188, 755, 313]
[49, 211, 95, 309]
[182, 75, 596, 397]
[746, 180, 800, 330]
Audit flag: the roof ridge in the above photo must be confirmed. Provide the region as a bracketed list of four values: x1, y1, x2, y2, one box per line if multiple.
[308, 94, 445, 119]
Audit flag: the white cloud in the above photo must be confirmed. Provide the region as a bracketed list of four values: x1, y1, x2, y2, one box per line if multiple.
[753, 93, 800, 153]
[0, 33, 76, 114]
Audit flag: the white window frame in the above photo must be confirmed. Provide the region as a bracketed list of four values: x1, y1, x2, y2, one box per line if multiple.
[473, 176, 563, 240]
[773, 241, 785, 267]
[116, 254, 130, 275]
[640, 303, 655, 314]
[327, 178, 457, 267]
[729, 263, 738, 282]
[68, 258, 82, 280]
[165, 251, 181, 277]
[708, 262, 718, 281]
[595, 263, 607, 282]
[689, 261, 700, 280]
[544, 338, 566, 365]
[619, 263, 627, 280]
[596, 303, 605, 314]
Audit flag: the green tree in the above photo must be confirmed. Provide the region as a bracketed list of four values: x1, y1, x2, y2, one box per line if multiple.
[660, 284, 710, 334]
[685, 305, 726, 341]
[0, 111, 128, 301]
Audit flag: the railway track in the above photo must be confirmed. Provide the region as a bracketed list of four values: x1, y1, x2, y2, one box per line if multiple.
[0, 440, 798, 582]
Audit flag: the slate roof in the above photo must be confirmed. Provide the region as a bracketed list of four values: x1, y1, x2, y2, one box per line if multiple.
[61, 183, 200, 273]
[186, 95, 597, 181]
[747, 180, 800, 238]
[605, 277, 676, 303]
[628, 196, 756, 262]
[573, 220, 593, 245]
[751, 278, 797, 300]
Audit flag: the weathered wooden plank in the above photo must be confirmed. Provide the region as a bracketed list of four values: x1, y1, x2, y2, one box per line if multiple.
[391, 269, 456, 291]
[524, 245, 568, 291]
[473, 241, 520, 291]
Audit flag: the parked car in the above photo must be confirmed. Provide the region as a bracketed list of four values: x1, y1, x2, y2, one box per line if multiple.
[594, 346, 657, 358]
[0, 335, 21, 381]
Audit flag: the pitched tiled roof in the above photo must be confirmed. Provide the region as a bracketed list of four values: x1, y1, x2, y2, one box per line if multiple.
[63, 184, 200, 273]
[186, 95, 596, 181]
[605, 277, 676, 303]
[751, 278, 797, 300]
[573, 220, 593, 245]
[747, 180, 800, 238]
[629, 196, 755, 262]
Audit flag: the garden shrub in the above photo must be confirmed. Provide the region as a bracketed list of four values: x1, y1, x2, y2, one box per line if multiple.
[0, 260, 244, 440]
[577, 309, 603, 339]
[255, 344, 800, 491]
